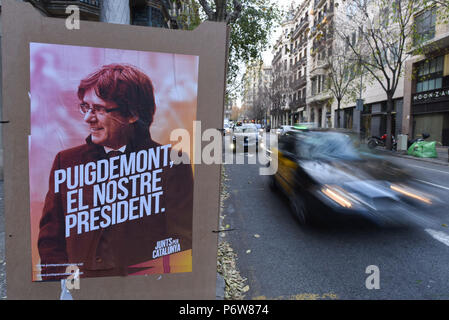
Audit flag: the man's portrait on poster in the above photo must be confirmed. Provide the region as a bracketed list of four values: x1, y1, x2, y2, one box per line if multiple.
[31, 47, 195, 281]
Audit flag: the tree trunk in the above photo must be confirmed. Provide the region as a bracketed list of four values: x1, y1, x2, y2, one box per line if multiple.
[100, 0, 130, 25]
[215, 0, 227, 22]
[336, 99, 341, 129]
[386, 95, 394, 150]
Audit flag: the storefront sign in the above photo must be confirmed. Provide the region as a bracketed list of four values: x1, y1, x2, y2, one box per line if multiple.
[412, 88, 449, 105]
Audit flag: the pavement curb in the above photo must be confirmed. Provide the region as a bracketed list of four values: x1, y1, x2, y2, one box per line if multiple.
[375, 149, 449, 167]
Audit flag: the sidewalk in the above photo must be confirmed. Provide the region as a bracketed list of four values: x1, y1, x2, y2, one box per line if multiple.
[374, 146, 449, 167]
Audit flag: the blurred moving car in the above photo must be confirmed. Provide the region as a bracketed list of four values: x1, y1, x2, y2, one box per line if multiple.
[276, 124, 313, 135]
[232, 123, 259, 153]
[269, 129, 440, 227]
[276, 125, 294, 135]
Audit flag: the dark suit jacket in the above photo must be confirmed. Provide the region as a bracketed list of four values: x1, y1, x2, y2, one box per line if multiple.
[38, 124, 193, 280]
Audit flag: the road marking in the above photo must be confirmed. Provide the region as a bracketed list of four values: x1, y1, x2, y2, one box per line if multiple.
[414, 179, 449, 191]
[405, 163, 449, 175]
[425, 229, 449, 247]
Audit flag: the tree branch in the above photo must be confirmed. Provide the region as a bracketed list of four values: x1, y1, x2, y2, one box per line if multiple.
[198, 0, 215, 20]
[227, 0, 243, 23]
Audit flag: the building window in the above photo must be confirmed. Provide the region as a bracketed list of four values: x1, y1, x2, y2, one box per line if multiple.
[132, 5, 149, 26]
[414, 8, 436, 45]
[416, 55, 444, 93]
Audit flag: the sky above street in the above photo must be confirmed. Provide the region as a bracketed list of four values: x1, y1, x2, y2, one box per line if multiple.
[236, 0, 298, 108]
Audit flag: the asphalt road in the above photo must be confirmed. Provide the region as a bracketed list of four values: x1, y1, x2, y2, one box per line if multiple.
[221, 152, 449, 300]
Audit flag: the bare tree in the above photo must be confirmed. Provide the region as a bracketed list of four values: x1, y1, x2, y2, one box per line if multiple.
[325, 19, 361, 128]
[339, 0, 423, 149]
[270, 91, 282, 123]
[230, 106, 242, 121]
[251, 83, 272, 123]
[326, 56, 360, 128]
[423, 0, 449, 24]
[427, 0, 448, 9]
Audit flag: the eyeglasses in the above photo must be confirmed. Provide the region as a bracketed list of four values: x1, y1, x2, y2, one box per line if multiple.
[79, 102, 121, 115]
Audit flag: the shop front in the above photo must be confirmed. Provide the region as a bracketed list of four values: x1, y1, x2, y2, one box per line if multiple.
[412, 87, 449, 146]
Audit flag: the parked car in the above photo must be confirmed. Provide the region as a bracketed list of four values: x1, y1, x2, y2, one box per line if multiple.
[223, 122, 231, 135]
[269, 129, 441, 227]
[232, 123, 259, 153]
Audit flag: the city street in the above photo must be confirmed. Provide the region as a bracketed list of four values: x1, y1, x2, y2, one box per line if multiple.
[221, 152, 449, 300]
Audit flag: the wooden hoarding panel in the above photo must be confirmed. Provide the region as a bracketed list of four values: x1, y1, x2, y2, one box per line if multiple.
[2, 0, 226, 299]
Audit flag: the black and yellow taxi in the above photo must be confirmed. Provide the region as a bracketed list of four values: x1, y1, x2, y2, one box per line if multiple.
[269, 129, 440, 227]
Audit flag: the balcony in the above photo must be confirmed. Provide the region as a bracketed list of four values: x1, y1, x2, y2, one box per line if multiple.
[298, 36, 308, 48]
[312, 33, 332, 52]
[290, 76, 307, 91]
[308, 90, 332, 104]
[316, 59, 328, 69]
[273, 77, 283, 88]
[281, 102, 289, 110]
[310, 58, 328, 73]
[314, 0, 327, 9]
[293, 56, 307, 70]
[292, 19, 309, 40]
[289, 98, 306, 110]
[312, 10, 333, 36]
[29, 0, 100, 20]
[273, 50, 283, 64]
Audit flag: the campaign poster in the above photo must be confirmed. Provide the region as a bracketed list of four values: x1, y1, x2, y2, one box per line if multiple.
[29, 42, 198, 281]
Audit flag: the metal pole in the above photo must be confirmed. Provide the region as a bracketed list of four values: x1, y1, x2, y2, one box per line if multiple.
[359, 58, 363, 100]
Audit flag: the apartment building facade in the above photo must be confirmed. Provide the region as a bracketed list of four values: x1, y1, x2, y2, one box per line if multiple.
[270, 0, 449, 147]
[242, 60, 272, 123]
[330, 0, 406, 140]
[331, 1, 449, 145]
[270, 0, 336, 129]
[270, 7, 295, 128]
[306, 0, 334, 128]
[402, 7, 449, 146]
[289, 0, 309, 124]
